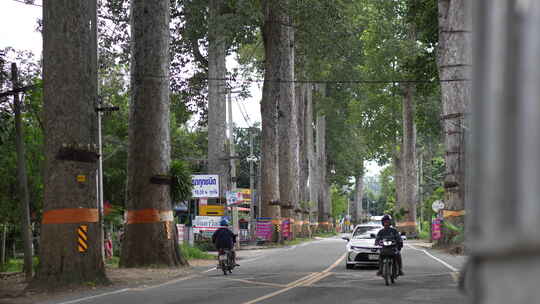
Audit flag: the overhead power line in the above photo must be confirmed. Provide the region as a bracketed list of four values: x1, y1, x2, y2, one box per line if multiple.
[98, 72, 469, 85]
[11, 0, 42, 7]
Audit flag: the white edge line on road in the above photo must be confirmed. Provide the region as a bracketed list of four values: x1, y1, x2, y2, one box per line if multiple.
[202, 254, 268, 273]
[406, 244, 459, 272]
[54, 288, 131, 304]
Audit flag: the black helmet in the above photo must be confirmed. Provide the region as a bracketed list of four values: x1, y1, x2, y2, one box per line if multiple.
[381, 214, 392, 224]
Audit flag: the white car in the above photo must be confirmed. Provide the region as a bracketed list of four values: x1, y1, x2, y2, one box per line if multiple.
[342, 225, 383, 269]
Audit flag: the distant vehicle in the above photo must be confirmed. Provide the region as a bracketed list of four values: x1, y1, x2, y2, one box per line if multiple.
[353, 223, 383, 233]
[342, 225, 383, 269]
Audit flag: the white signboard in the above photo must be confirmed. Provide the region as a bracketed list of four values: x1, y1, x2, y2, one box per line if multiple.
[191, 175, 219, 198]
[192, 216, 224, 235]
[432, 200, 445, 212]
[226, 191, 244, 205]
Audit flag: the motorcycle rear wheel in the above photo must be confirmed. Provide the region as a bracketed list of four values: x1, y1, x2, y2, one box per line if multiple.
[220, 260, 228, 275]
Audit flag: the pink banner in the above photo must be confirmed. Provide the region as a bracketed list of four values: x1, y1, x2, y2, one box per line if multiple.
[256, 218, 273, 241]
[432, 219, 442, 240]
[281, 219, 291, 239]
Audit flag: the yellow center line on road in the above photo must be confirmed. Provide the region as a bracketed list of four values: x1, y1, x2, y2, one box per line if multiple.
[219, 278, 287, 288]
[241, 253, 346, 304]
[285, 272, 319, 287]
[301, 272, 334, 287]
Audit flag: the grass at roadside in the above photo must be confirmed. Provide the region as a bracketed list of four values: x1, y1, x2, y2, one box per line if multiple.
[106, 256, 120, 268]
[313, 231, 339, 238]
[0, 257, 39, 273]
[180, 244, 215, 260]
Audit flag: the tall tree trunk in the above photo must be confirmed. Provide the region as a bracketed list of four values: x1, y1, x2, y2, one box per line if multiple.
[393, 150, 404, 215]
[353, 169, 365, 224]
[207, 0, 229, 199]
[438, 0, 470, 245]
[260, 0, 289, 223]
[296, 82, 307, 237]
[305, 84, 317, 224]
[12, 63, 33, 280]
[316, 114, 328, 228]
[1, 224, 6, 265]
[38, 0, 107, 285]
[121, 0, 186, 267]
[399, 85, 418, 235]
[277, 13, 297, 230]
[297, 83, 307, 206]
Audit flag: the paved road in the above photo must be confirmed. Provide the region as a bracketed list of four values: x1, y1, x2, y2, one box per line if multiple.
[45, 237, 465, 304]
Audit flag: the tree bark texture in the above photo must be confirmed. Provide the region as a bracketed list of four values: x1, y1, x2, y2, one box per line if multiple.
[12, 63, 33, 280]
[399, 85, 418, 234]
[296, 82, 307, 237]
[39, 0, 107, 285]
[316, 114, 329, 227]
[438, 0, 471, 243]
[207, 0, 229, 199]
[305, 85, 317, 222]
[297, 83, 307, 206]
[276, 5, 298, 227]
[393, 151, 404, 215]
[468, 2, 540, 303]
[353, 170, 364, 224]
[122, 0, 185, 267]
[260, 0, 289, 220]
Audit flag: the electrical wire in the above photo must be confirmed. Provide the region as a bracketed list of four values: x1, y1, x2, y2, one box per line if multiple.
[97, 72, 469, 85]
[11, 0, 42, 7]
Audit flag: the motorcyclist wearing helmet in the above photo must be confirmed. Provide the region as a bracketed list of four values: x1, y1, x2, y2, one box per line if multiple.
[375, 214, 404, 276]
[212, 219, 239, 266]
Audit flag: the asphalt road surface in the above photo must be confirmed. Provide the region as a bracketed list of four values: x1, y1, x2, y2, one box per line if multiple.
[44, 237, 465, 304]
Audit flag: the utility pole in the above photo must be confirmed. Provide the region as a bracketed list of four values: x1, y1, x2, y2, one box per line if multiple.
[247, 129, 257, 241]
[227, 90, 239, 245]
[96, 100, 119, 261]
[12, 63, 33, 280]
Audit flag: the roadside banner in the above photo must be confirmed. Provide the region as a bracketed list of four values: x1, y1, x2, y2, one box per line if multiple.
[432, 218, 442, 240]
[193, 216, 225, 237]
[226, 191, 244, 205]
[199, 205, 225, 216]
[256, 218, 273, 241]
[192, 175, 219, 198]
[176, 224, 185, 242]
[237, 188, 252, 204]
[281, 219, 291, 239]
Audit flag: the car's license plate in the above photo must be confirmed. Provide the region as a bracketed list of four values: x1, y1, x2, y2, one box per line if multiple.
[368, 254, 378, 260]
[219, 255, 227, 261]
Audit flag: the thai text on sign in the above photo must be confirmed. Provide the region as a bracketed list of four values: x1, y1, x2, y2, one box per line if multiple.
[191, 175, 219, 198]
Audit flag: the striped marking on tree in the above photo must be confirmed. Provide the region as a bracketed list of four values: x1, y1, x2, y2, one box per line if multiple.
[78, 225, 88, 253]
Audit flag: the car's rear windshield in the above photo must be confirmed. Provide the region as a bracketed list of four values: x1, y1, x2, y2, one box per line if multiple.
[353, 226, 379, 236]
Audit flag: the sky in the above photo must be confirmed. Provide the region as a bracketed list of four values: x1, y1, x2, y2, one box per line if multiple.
[0, 0, 381, 176]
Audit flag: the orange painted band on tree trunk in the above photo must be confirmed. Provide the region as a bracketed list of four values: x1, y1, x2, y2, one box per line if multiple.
[271, 219, 282, 224]
[443, 210, 466, 218]
[42, 208, 99, 224]
[396, 221, 417, 227]
[126, 209, 174, 224]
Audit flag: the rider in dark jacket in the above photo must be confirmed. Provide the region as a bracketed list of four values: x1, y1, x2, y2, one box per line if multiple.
[211, 219, 239, 266]
[375, 214, 404, 276]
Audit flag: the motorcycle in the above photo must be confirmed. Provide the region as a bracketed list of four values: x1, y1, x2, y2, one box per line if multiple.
[217, 248, 235, 275]
[379, 239, 399, 286]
